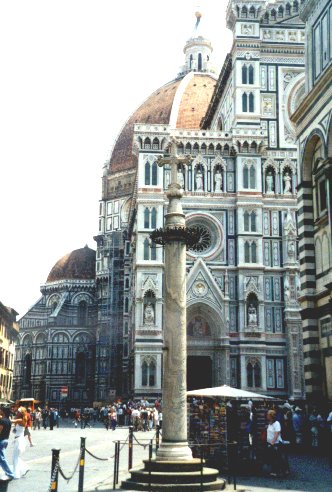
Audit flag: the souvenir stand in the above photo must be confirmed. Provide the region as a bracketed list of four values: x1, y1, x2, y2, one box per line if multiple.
[187, 385, 275, 469]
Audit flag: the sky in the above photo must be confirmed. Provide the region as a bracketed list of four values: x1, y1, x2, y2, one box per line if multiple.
[0, 0, 233, 317]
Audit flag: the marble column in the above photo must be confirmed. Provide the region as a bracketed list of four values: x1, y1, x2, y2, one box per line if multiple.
[156, 152, 192, 461]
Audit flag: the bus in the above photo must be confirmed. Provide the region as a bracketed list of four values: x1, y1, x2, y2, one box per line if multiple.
[16, 398, 40, 412]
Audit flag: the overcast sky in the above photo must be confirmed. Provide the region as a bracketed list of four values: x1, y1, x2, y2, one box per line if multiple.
[0, 0, 232, 317]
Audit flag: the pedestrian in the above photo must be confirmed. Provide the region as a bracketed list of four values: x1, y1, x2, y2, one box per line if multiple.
[42, 408, 49, 429]
[309, 409, 324, 449]
[11, 406, 29, 479]
[49, 408, 55, 430]
[33, 408, 42, 430]
[0, 407, 15, 481]
[158, 410, 162, 429]
[266, 409, 288, 477]
[110, 409, 117, 431]
[292, 407, 303, 446]
[24, 408, 34, 447]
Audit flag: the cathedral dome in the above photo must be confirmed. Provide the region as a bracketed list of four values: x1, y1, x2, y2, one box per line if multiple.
[47, 245, 96, 282]
[109, 72, 216, 174]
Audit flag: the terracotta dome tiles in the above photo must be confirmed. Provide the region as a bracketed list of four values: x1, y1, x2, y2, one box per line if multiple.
[109, 73, 216, 174]
[47, 246, 96, 283]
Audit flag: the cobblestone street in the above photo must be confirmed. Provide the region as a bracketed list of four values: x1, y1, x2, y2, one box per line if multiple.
[0, 422, 331, 492]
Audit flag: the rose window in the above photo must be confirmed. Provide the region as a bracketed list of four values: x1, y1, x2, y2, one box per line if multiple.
[189, 225, 211, 253]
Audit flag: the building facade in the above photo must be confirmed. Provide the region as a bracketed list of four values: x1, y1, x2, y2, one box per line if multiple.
[292, 0, 332, 402]
[0, 301, 18, 403]
[13, 246, 99, 407]
[96, 2, 306, 400]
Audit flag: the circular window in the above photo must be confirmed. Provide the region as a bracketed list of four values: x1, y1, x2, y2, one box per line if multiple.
[186, 213, 224, 260]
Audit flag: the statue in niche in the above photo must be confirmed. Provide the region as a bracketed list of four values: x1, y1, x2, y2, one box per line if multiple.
[214, 169, 223, 191]
[165, 171, 170, 189]
[266, 172, 274, 193]
[288, 240, 295, 258]
[195, 169, 204, 190]
[283, 172, 292, 194]
[144, 303, 155, 325]
[187, 316, 210, 337]
[177, 169, 184, 188]
[248, 304, 257, 325]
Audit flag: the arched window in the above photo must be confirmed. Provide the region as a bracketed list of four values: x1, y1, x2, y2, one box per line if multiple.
[293, 1, 298, 13]
[142, 361, 148, 386]
[151, 208, 157, 229]
[144, 137, 151, 149]
[185, 143, 191, 154]
[249, 165, 256, 188]
[278, 6, 284, 17]
[249, 93, 254, 112]
[143, 238, 150, 260]
[251, 212, 257, 232]
[244, 211, 250, 231]
[124, 297, 129, 313]
[24, 353, 32, 383]
[198, 53, 202, 71]
[144, 208, 150, 228]
[247, 361, 261, 388]
[145, 162, 150, 185]
[243, 166, 249, 188]
[151, 162, 158, 185]
[242, 65, 248, 84]
[285, 3, 291, 16]
[125, 277, 130, 289]
[78, 301, 88, 326]
[193, 143, 199, 155]
[149, 360, 156, 386]
[151, 243, 157, 261]
[249, 6, 256, 18]
[251, 242, 257, 263]
[242, 93, 248, 112]
[152, 137, 159, 150]
[271, 9, 277, 20]
[245, 242, 250, 262]
[189, 54, 193, 69]
[241, 6, 248, 18]
[248, 65, 254, 84]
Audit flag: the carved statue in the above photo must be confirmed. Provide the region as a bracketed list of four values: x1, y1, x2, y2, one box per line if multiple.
[195, 169, 203, 191]
[283, 172, 291, 194]
[214, 169, 223, 192]
[144, 303, 155, 325]
[288, 240, 295, 258]
[266, 172, 274, 193]
[248, 304, 257, 325]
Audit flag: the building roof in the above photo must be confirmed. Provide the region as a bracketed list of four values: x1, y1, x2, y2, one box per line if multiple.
[47, 246, 96, 282]
[108, 73, 216, 174]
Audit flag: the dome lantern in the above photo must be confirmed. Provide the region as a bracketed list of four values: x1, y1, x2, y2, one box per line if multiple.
[181, 10, 214, 76]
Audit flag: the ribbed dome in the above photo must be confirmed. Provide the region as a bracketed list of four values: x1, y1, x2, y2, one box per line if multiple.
[109, 72, 216, 174]
[47, 246, 96, 282]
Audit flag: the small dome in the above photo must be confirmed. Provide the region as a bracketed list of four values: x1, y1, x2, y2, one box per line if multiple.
[47, 246, 96, 282]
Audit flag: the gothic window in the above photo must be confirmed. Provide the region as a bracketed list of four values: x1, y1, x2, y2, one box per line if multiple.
[145, 162, 150, 185]
[271, 9, 277, 20]
[23, 353, 32, 384]
[141, 358, 156, 387]
[278, 6, 284, 17]
[244, 242, 257, 263]
[144, 208, 150, 228]
[193, 143, 199, 155]
[242, 92, 248, 112]
[189, 54, 193, 69]
[293, 1, 298, 13]
[249, 92, 254, 112]
[152, 162, 157, 185]
[267, 358, 285, 389]
[247, 361, 261, 388]
[317, 178, 327, 215]
[152, 137, 159, 150]
[125, 277, 130, 289]
[285, 3, 291, 16]
[198, 53, 202, 71]
[124, 297, 129, 313]
[242, 65, 248, 84]
[151, 242, 157, 261]
[241, 6, 248, 18]
[244, 241, 250, 262]
[201, 143, 207, 155]
[243, 166, 249, 188]
[251, 242, 257, 263]
[144, 137, 151, 149]
[249, 165, 256, 188]
[78, 301, 88, 326]
[143, 238, 150, 260]
[151, 208, 157, 229]
[185, 142, 191, 154]
[249, 6, 255, 18]
[248, 65, 254, 84]
[244, 211, 250, 231]
[251, 212, 257, 232]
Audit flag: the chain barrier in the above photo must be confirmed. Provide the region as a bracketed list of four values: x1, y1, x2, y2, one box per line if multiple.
[85, 435, 129, 461]
[132, 433, 150, 449]
[58, 447, 82, 482]
[47, 457, 59, 492]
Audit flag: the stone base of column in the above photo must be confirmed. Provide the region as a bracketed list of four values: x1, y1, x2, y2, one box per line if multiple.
[121, 459, 226, 491]
[156, 441, 193, 461]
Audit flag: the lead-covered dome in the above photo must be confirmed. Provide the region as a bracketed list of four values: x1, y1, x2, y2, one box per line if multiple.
[47, 246, 96, 282]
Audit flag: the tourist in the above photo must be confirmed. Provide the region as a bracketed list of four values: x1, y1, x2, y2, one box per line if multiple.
[266, 409, 286, 477]
[309, 409, 324, 449]
[0, 407, 15, 481]
[11, 407, 29, 479]
[33, 408, 42, 430]
[24, 408, 34, 447]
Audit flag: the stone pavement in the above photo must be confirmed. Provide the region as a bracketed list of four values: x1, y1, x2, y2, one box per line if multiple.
[0, 421, 330, 491]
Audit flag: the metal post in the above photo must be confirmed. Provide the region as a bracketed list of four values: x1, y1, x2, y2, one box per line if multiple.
[156, 425, 160, 451]
[78, 437, 86, 492]
[50, 448, 60, 492]
[113, 441, 118, 489]
[149, 440, 153, 492]
[128, 426, 133, 470]
[116, 441, 120, 485]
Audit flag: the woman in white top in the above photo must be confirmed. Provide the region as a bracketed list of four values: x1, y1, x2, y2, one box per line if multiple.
[11, 406, 29, 479]
[266, 409, 286, 477]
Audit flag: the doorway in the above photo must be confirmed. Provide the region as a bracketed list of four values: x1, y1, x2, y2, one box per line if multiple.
[187, 356, 212, 391]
